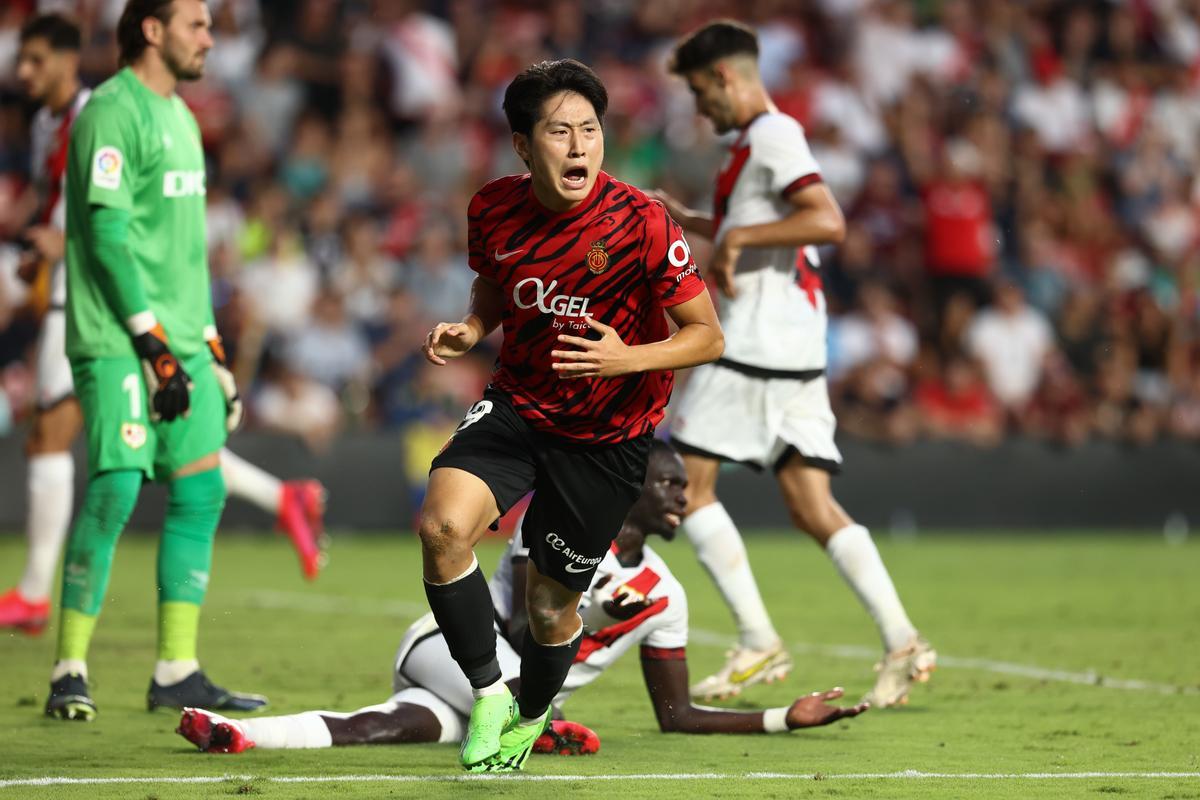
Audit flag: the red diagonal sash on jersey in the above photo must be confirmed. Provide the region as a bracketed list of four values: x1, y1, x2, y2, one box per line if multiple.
[712, 143, 751, 234]
[40, 98, 80, 225]
[575, 596, 670, 663]
[795, 249, 821, 309]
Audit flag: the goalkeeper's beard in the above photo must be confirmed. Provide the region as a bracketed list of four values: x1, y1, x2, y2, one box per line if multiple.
[163, 46, 206, 82]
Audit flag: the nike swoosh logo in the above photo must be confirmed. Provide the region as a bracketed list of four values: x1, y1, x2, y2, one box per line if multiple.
[494, 248, 525, 262]
[564, 562, 592, 574]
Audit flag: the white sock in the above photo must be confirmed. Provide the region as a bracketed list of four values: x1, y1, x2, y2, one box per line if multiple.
[239, 712, 333, 749]
[825, 524, 917, 652]
[219, 448, 282, 514]
[51, 659, 87, 682]
[19, 452, 74, 601]
[154, 659, 200, 686]
[682, 502, 780, 651]
[471, 678, 507, 701]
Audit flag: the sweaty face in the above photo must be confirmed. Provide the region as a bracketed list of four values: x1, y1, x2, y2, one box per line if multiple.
[517, 90, 604, 212]
[634, 451, 689, 540]
[160, 0, 214, 81]
[685, 68, 736, 134]
[16, 38, 69, 104]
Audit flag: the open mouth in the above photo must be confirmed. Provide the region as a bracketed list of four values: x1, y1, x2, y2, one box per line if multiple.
[561, 166, 588, 191]
[664, 512, 682, 528]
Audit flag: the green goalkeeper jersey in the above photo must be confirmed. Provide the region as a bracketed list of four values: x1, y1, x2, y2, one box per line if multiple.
[64, 67, 212, 360]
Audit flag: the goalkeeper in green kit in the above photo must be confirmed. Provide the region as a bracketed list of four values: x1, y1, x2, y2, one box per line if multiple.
[45, 0, 266, 720]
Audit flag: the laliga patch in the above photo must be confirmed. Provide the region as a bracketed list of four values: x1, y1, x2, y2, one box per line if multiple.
[121, 422, 146, 450]
[92, 146, 123, 190]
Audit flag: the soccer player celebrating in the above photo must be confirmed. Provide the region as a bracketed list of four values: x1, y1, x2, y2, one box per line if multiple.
[655, 21, 936, 707]
[177, 442, 867, 755]
[0, 12, 326, 637]
[418, 60, 723, 771]
[43, 0, 266, 720]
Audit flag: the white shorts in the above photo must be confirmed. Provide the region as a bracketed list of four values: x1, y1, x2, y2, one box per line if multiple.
[391, 612, 522, 733]
[670, 362, 842, 473]
[35, 309, 74, 410]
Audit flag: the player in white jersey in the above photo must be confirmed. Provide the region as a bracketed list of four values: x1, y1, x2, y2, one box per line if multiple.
[655, 21, 935, 707]
[0, 15, 327, 636]
[176, 442, 867, 754]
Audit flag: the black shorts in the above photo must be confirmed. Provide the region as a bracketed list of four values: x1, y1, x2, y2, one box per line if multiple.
[431, 388, 650, 591]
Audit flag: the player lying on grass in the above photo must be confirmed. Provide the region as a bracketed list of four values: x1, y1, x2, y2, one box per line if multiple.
[177, 441, 868, 754]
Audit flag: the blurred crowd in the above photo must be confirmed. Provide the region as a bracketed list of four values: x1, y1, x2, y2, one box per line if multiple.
[3, 0, 1200, 454]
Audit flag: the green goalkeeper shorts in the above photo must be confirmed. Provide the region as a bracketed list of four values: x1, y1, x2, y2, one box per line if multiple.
[71, 352, 228, 481]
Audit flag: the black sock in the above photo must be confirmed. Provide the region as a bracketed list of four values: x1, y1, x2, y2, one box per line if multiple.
[517, 626, 582, 720]
[423, 563, 501, 690]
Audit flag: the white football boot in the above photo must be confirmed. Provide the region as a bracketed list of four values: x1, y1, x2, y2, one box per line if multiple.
[689, 642, 793, 701]
[863, 635, 937, 708]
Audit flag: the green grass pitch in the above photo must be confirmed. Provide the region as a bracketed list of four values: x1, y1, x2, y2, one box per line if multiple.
[1, 530, 1198, 799]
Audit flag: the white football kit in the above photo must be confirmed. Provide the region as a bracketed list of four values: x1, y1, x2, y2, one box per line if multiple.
[389, 530, 689, 741]
[670, 112, 842, 472]
[30, 89, 91, 410]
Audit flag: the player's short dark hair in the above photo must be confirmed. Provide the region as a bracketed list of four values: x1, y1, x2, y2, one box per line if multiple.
[117, 0, 179, 66]
[649, 438, 679, 462]
[19, 13, 82, 51]
[669, 19, 759, 75]
[502, 59, 608, 137]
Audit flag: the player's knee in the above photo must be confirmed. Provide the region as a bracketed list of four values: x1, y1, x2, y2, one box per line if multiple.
[168, 468, 226, 519]
[417, 514, 470, 560]
[526, 601, 579, 643]
[684, 485, 718, 515]
[81, 470, 142, 535]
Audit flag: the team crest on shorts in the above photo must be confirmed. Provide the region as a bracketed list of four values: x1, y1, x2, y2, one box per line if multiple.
[121, 422, 147, 450]
[585, 240, 609, 274]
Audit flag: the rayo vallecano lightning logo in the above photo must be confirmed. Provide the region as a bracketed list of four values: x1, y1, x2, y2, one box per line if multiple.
[586, 240, 609, 274]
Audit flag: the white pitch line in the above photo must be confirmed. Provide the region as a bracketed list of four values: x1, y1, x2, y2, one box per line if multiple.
[232, 590, 1200, 696]
[3, 771, 1199, 788]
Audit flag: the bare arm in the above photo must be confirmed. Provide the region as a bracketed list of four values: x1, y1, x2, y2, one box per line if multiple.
[710, 183, 845, 298]
[640, 651, 868, 734]
[423, 276, 505, 365]
[725, 183, 845, 250]
[551, 290, 723, 379]
[650, 190, 715, 240]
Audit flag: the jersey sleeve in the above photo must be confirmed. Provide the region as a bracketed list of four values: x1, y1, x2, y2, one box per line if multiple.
[754, 116, 823, 199]
[643, 203, 705, 307]
[70, 100, 137, 212]
[640, 583, 688, 650]
[466, 189, 494, 280]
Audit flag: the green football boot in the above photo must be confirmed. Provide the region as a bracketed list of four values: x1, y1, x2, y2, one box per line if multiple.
[488, 706, 551, 772]
[459, 686, 515, 770]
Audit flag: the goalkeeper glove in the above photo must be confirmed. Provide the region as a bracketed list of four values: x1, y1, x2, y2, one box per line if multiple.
[132, 323, 191, 421]
[205, 326, 243, 434]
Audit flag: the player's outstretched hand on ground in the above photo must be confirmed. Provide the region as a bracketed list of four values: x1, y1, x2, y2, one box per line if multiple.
[786, 687, 869, 729]
[552, 316, 636, 379]
[424, 321, 480, 365]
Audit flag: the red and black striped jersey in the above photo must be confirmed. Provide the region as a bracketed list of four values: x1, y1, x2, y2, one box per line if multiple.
[468, 171, 705, 443]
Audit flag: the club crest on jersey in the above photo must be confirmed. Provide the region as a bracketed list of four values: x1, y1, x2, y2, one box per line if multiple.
[121, 422, 146, 450]
[585, 240, 609, 274]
